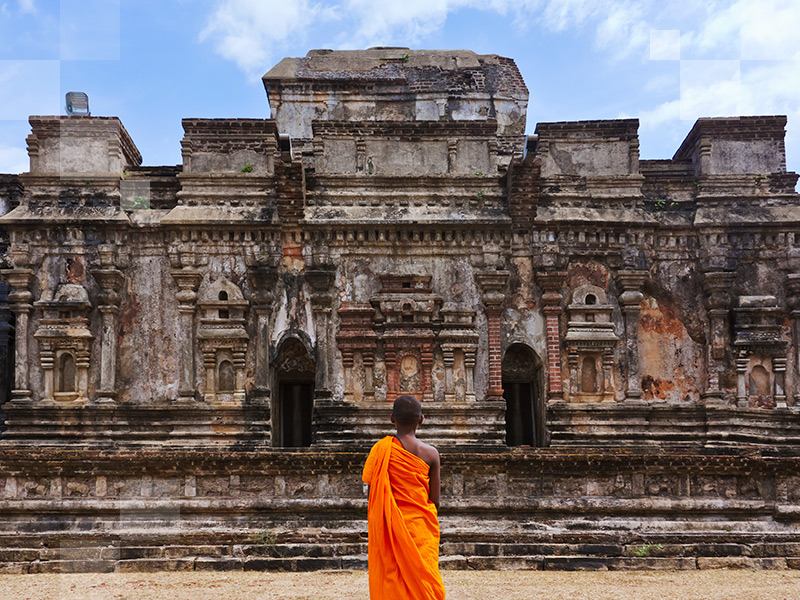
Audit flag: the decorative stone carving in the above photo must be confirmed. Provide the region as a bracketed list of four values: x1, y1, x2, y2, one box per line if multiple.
[33, 283, 93, 403]
[337, 302, 377, 403]
[732, 295, 787, 409]
[306, 267, 336, 397]
[616, 270, 647, 402]
[197, 277, 249, 404]
[565, 285, 618, 402]
[475, 270, 510, 402]
[536, 271, 566, 402]
[170, 245, 203, 402]
[89, 244, 125, 403]
[371, 275, 442, 402]
[702, 271, 736, 404]
[246, 265, 279, 404]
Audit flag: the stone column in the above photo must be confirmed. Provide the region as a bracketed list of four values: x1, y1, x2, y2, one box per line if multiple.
[306, 268, 335, 398]
[701, 271, 736, 404]
[735, 354, 748, 407]
[90, 244, 125, 403]
[0, 282, 13, 406]
[247, 266, 278, 404]
[442, 347, 455, 403]
[464, 349, 476, 402]
[785, 273, 800, 405]
[3, 263, 35, 402]
[616, 270, 648, 402]
[476, 271, 510, 403]
[171, 264, 202, 402]
[536, 271, 566, 402]
[773, 356, 787, 409]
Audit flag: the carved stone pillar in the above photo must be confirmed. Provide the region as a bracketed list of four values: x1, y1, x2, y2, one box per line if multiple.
[615, 270, 648, 402]
[464, 349, 476, 402]
[90, 244, 125, 403]
[247, 266, 278, 404]
[785, 273, 800, 404]
[476, 271, 510, 402]
[772, 356, 787, 409]
[306, 268, 335, 398]
[735, 354, 748, 407]
[536, 271, 566, 402]
[702, 271, 736, 404]
[3, 262, 35, 402]
[0, 282, 13, 406]
[171, 260, 202, 402]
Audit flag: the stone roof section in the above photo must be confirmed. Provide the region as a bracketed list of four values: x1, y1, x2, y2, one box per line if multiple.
[263, 48, 528, 97]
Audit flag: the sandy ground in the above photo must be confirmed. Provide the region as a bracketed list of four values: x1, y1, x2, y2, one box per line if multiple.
[0, 570, 798, 600]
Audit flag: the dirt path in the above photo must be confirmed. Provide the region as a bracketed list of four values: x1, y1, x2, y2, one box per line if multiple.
[1, 570, 798, 600]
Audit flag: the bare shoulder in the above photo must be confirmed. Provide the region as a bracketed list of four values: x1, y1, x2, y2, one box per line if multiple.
[417, 441, 440, 467]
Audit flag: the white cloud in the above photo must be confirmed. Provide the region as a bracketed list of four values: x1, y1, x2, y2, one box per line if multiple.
[0, 60, 60, 118]
[200, 0, 662, 76]
[18, 0, 34, 13]
[650, 30, 680, 60]
[740, 0, 800, 60]
[0, 143, 28, 174]
[200, 0, 332, 78]
[679, 60, 741, 120]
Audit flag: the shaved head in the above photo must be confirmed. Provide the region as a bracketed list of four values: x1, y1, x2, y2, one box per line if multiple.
[392, 395, 422, 427]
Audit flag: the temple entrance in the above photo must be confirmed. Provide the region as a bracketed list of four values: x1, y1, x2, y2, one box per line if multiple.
[502, 344, 546, 447]
[273, 337, 316, 447]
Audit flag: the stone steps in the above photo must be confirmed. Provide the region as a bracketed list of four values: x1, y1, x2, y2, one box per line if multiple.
[0, 528, 798, 573]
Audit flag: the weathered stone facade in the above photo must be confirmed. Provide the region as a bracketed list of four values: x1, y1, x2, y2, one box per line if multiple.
[0, 48, 798, 572]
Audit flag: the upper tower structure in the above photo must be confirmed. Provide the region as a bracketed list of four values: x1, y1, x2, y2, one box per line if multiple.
[263, 47, 529, 164]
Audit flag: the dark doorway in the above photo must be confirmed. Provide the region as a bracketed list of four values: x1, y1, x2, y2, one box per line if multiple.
[278, 381, 314, 447]
[274, 338, 316, 447]
[502, 344, 545, 447]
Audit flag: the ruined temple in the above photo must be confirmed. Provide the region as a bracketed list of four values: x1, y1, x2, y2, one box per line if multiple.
[0, 48, 798, 572]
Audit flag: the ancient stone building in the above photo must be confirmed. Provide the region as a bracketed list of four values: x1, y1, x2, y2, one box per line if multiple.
[0, 48, 798, 572]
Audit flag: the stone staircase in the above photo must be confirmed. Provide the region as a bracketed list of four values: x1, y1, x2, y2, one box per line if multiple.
[1, 517, 798, 574]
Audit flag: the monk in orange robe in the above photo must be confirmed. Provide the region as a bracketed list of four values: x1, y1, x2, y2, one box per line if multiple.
[362, 394, 445, 600]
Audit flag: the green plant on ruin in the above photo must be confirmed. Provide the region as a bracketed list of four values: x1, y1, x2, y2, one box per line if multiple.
[401, 53, 410, 62]
[652, 199, 678, 211]
[631, 542, 664, 557]
[476, 189, 486, 201]
[754, 174, 766, 185]
[475, 170, 484, 176]
[241, 163, 253, 173]
[251, 529, 277, 546]
[131, 196, 147, 209]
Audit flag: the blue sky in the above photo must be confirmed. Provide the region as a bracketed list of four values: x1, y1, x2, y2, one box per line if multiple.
[0, 0, 799, 181]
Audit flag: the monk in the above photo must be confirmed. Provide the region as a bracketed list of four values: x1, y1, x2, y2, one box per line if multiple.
[362, 394, 445, 600]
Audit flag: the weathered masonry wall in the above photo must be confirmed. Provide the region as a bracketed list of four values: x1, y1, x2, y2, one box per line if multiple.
[0, 48, 799, 571]
[0, 448, 796, 573]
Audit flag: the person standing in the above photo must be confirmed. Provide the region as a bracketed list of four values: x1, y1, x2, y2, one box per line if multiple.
[362, 394, 445, 600]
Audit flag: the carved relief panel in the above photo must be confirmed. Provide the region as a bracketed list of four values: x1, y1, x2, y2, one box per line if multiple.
[196, 277, 249, 404]
[564, 285, 618, 402]
[33, 283, 93, 402]
[733, 295, 787, 408]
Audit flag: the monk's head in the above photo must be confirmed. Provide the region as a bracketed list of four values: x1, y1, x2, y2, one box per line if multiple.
[391, 394, 423, 430]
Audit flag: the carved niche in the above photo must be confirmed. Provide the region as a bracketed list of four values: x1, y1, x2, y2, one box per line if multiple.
[336, 274, 478, 403]
[33, 283, 93, 402]
[564, 284, 618, 402]
[371, 275, 442, 402]
[196, 277, 249, 403]
[733, 295, 787, 408]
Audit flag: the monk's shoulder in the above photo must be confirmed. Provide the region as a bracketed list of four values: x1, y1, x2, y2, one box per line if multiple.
[418, 441, 440, 467]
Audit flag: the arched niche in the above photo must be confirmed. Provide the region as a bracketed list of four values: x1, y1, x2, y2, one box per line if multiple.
[273, 336, 316, 447]
[501, 343, 546, 447]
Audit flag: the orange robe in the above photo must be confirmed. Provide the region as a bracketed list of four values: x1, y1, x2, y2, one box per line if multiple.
[362, 436, 445, 600]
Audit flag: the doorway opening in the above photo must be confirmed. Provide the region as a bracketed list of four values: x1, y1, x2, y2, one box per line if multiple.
[273, 337, 316, 447]
[502, 343, 546, 447]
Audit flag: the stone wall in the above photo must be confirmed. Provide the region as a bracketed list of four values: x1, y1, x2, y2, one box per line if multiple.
[0, 49, 799, 570]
